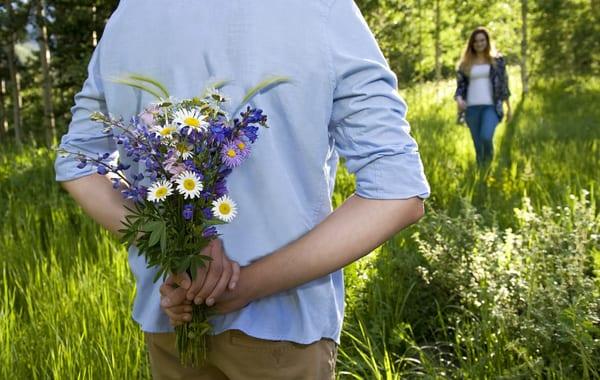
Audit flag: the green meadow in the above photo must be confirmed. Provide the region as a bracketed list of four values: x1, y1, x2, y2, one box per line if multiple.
[1, 74, 599, 378]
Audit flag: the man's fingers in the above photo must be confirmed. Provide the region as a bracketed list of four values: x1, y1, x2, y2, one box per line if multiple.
[205, 261, 234, 306]
[164, 306, 192, 323]
[185, 240, 216, 301]
[193, 240, 224, 305]
[229, 261, 240, 290]
[185, 266, 208, 301]
[160, 286, 188, 308]
[172, 272, 191, 290]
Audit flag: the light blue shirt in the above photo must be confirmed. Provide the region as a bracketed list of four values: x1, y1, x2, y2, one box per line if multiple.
[55, 0, 430, 345]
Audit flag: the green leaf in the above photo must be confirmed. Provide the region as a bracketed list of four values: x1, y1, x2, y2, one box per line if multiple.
[110, 76, 164, 100]
[160, 229, 167, 254]
[143, 220, 164, 232]
[148, 228, 161, 247]
[126, 74, 171, 99]
[232, 75, 293, 116]
[203, 218, 227, 226]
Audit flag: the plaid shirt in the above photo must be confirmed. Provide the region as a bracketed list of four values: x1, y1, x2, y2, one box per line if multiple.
[455, 56, 511, 120]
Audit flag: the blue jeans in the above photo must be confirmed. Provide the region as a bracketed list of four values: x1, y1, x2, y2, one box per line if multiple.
[465, 105, 499, 164]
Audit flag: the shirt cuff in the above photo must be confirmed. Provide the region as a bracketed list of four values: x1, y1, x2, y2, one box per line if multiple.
[354, 152, 430, 200]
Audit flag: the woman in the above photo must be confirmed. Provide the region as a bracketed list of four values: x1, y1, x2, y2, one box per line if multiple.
[455, 27, 511, 165]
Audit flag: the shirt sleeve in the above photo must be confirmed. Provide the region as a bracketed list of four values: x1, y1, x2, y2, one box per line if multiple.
[54, 38, 118, 182]
[325, 0, 430, 200]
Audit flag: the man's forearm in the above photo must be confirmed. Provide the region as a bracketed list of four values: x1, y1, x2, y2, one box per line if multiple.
[242, 194, 425, 301]
[60, 174, 133, 237]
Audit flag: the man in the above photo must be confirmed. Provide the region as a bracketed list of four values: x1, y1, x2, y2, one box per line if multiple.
[55, 0, 430, 378]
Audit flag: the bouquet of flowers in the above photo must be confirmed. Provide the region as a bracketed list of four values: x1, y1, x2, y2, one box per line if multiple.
[58, 74, 289, 366]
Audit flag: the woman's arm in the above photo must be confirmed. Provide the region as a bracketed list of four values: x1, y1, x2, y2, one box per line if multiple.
[455, 70, 468, 110]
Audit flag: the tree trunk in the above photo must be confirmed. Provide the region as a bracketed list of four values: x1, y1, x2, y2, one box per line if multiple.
[92, 4, 98, 47]
[416, 0, 423, 83]
[521, 0, 529, 94]
[434, 0, 442, 80]
[0, 79, 7, 139]
[4, 0, 23, 149]
[36, 0, 56, 147]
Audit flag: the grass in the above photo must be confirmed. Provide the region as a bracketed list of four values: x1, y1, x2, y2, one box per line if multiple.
[1, 73, 599, 378]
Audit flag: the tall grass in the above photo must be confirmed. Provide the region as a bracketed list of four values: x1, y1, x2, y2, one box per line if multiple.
[337, 74, 600, 378]
[1, 74, 598, 378]
[0, 148, 149, 379]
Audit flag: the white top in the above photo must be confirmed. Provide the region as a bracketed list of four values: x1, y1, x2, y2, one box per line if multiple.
[467, 64, 493, 106]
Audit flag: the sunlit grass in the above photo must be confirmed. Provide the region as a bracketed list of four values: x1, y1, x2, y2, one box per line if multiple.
[1, 74, 598, 378]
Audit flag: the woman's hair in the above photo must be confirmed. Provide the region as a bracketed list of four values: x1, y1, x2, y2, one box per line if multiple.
[457, 27, 499, 74]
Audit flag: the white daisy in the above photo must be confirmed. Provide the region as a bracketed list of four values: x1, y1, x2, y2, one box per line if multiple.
[175, 142, 194, 160]
[175, 170, 203, 199]
[173, 108, 209, 133]
[147, 180, 173, 203]
[211, 195, 237, 222]
[151, 124, 177, 138]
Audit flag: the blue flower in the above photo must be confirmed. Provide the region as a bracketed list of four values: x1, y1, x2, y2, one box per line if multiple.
[97, 166, 109, 175]
[182, 204, 194, 221]
[202, 226, 218, 238]
[242, 125, 259, 143]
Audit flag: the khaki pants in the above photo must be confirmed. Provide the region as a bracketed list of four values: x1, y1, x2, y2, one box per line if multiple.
[145, 330, 337, 380]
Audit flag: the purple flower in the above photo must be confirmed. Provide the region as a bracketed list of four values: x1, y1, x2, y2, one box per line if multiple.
[122, 186, 147, 203]
[242, 106, 267, 124]
[97, 166, 109, 175]
[202, 226, 218, 238]
[182, 204, 194, 221]
[202, 207, 213, 219]
[210, 123, 227, 143]
[221, 142, 244, 168]
[242, 125, 259, 143]
[232, 138, 251, 159]
[139, 110, 155, 126]
[116, 162, 131, 171]
[214, 179, 228, 198]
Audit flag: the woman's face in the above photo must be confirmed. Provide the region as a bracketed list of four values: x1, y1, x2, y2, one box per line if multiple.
[472, 33, 488, 53]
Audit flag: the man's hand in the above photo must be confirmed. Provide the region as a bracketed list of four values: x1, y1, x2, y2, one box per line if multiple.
[160, 238, 240, 309]
[186, 239, 240, 306]
[160, 266, 252, 327]
[159, 275, 193, 327]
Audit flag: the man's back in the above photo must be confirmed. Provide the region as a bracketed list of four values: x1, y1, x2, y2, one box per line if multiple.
[56, 0, 429, 346]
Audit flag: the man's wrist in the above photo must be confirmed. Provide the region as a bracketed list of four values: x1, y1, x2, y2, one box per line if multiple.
[238, 264, 262, 304]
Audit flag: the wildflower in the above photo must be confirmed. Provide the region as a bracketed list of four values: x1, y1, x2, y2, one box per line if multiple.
[182, 204, 194, 221]
[175, 142, 194, 160]
[152, 124, 177, 138]
[147, 180, 173, 202]
[211, 195, 237, 222]
[175, 171, 203, 199]
[221, 142, 244, 168]
[174, 108, 209, 133]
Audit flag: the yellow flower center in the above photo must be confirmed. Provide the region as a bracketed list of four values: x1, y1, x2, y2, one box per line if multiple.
[226, 149, 237, 158]
[176, 143, 190, 154]
[237, 142, 246, 150]
[155, 187, 168, 198]
[160, 126, 175, 136]
[219, 203, 231, 215]
[184, 117, 200, 128]
[183, 178, 196, 191]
